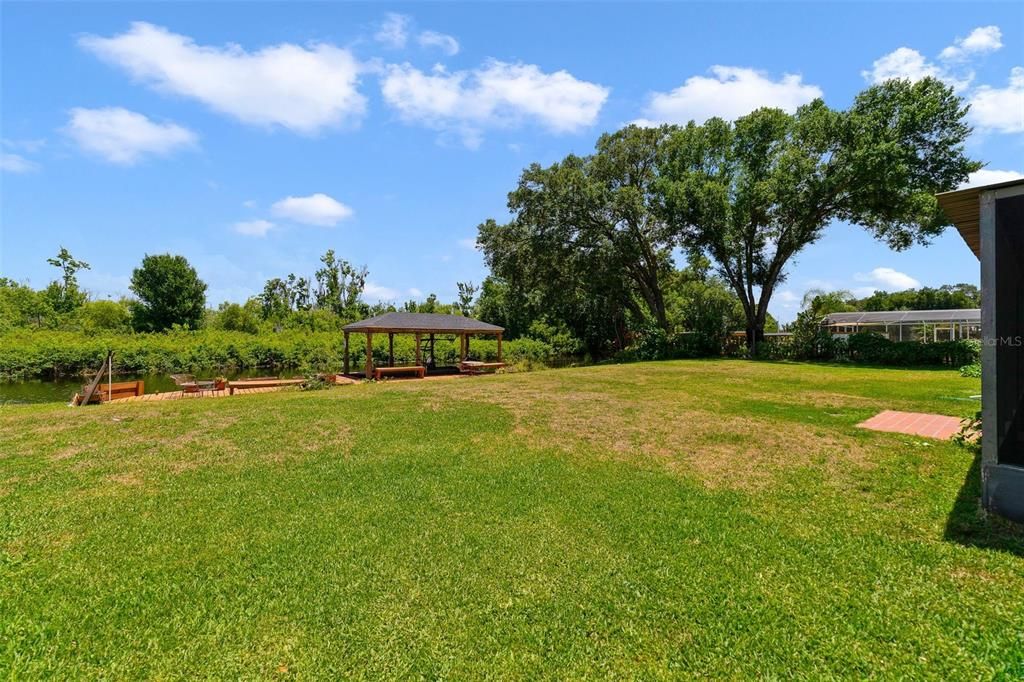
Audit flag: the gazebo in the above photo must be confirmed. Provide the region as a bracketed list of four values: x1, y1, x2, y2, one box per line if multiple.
[342, 312, 504, 378]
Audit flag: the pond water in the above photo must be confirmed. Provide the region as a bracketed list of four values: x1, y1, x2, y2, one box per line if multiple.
[0, 368, 305, 405]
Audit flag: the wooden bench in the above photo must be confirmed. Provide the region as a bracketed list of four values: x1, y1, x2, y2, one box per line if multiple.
[74, 380, 144, 404]
[228, 378, 306, 395]
[459, 361, 506, 374]
[373, 365, 426, 380]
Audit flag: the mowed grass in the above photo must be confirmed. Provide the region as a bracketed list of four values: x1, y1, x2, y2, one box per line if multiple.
[2, 360, 1022, 678]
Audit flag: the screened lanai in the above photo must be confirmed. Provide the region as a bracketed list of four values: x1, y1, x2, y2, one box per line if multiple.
[936, 177, 1024, 522]
[342, 312, 504, 379]
[822, 309, 981, 342]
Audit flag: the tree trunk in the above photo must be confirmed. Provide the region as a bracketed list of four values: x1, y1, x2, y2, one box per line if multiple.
[745, 322, 766, 350]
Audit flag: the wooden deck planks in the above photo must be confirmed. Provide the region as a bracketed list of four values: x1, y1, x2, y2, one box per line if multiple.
[110, 385, 292, 403]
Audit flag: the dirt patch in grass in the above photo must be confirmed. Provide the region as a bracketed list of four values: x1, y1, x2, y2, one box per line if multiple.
[107, 471, 144, 487]
[412, 376, 876, 492]
[49, 446, 86, 462]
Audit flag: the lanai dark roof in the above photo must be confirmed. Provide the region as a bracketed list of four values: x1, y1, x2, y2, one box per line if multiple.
[342, 312, 503, 334]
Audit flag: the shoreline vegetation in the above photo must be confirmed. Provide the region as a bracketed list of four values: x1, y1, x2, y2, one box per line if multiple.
[0, 329, 557, 380]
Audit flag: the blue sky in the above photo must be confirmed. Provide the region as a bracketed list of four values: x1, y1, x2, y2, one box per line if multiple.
[1, 2, 1022, 322]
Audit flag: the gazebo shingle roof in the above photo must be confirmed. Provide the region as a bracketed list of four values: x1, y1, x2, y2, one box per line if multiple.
[342, 312, 503, 334]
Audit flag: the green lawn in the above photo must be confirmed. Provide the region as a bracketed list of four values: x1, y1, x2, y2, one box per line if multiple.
[2, 360, 1021, 678]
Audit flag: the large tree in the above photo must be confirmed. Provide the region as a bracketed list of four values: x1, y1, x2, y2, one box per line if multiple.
[657, 77, 981, 349]
[478, 125, 678, 344]
[129, 253, 207, 331]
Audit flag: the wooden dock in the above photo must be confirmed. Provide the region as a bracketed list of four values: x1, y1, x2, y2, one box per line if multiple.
[111, 386, 286, 403]
[107, 377, 348, 404]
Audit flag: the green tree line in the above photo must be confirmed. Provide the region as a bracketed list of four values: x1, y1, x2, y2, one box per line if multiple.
[476, 77, 979, 356]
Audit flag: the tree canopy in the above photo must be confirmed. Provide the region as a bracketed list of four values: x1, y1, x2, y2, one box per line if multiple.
[656, 77, 980, 348]
[478, 125, 677, 353]
[129, 254, 207, 331]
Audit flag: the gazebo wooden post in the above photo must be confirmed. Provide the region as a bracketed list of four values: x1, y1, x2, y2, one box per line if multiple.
[497, 332, 502, 362]
[414, 333, 422, 367]
[365, 332, 373, 379]
[465, 333, 471, 360]
[343, 331, 350, 375]
[459, 334, 467, 363]
[388, 333, 394, 367]
[429, 333, 435, 368]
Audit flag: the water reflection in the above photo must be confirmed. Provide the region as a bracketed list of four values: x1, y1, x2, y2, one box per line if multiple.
[0, 368, 305, 405]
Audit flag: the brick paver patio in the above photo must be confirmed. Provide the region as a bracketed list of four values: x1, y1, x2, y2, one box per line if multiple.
[856, 410, 963, 440]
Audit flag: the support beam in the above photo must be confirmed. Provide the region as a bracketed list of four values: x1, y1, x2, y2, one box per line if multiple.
[365, 332, 373, 379]
[415, 333, 422, 367]
[343, 331, 350, 375]
[388, 333, 394, 367]
[497, 332, 502, 362]
[980, 190, 999, 480]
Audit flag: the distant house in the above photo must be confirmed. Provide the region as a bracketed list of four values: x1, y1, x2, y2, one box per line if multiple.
[822, 309, 981, 342]
[937, 177, 1024, 522]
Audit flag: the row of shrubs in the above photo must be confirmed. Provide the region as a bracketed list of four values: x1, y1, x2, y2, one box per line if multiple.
[0, 329, 557, 378]
[618, 327, 981, 369]
[746, 333, 980, 367]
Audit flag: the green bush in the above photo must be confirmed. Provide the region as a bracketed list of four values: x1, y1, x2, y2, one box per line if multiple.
[959, 361, 982, 378]
[845, 333, 979, 367]
[0, 330, 556, 379]
[716, 331, 977, 369]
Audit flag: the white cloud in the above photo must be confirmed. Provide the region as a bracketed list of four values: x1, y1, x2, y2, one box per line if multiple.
[233, 219, 275, 237]
[363, 281, 399, 301]
[64, 107, 196, 165]
[80, 22, 366, 134]
[854, 267, 921, 291]
[961, 168, 1024, 189]
[968, 67, 1024, 134]
[776, 290, 801, 312]
[418, 30, 459, 56]
[777, 290, 799, 304]
[634, 66, 822, 126]
[862, 47, 948, 86]
[940, 25, 1003, 61]
[457, 237, 478, 250]
[863, 26, 1006, 93]
[242, 199, 257, 208]
[408, 287, 423, 297]
[271, 193, 353, 226]
[381, 60, 609, 146]
[375, 13, 410, 49]
[1, 152, 39, 173]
